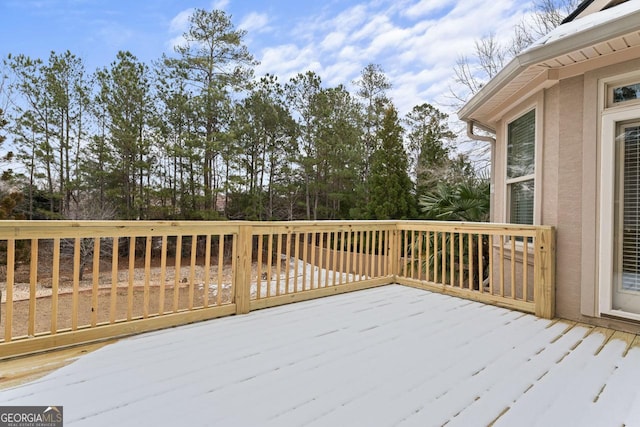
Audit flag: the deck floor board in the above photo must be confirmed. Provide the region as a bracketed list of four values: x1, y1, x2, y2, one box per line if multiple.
[1, 285, 640, 426]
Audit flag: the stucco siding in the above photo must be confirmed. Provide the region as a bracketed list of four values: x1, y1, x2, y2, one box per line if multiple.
[555, 76, 584, 320]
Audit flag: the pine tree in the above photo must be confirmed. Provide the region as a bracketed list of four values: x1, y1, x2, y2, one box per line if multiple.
[367, 106, 415, 220]
[165, 9, 256, 211]
[404, 103, 456, 197]
[93, 51, 152, 219]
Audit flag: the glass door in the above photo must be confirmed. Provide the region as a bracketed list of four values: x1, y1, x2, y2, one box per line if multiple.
[613, 121, 640, 314]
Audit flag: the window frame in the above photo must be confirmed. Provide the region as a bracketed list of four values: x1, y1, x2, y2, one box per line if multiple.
[502, 96, 543, 227]
[605, 72, 640, 109]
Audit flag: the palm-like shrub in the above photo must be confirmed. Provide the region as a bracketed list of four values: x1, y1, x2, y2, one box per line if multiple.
[418, 177, 489, 222]
[414, 177, 490, 289]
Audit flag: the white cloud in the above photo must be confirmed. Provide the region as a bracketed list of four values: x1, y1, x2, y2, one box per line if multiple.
[403, 0, 456, 19]
[320, 31, 347, 51]
[237, 0, 534, 117]
[257, 44, 311, 79]
[169, 9, 193, 34]
[239, 12, 269, 33]
[211, 0, 229, 11]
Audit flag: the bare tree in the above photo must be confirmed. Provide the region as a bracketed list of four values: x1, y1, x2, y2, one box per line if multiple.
[60, 195, 117, 280]
[451, 0, 580, 105]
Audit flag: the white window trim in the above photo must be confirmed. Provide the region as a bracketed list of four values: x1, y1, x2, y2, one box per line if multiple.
[502, 93, 543, 226]
[598, 71, 640, 321]
[604, 70, 640, 109]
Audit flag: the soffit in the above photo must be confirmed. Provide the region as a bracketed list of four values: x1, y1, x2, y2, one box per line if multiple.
[459, 3, 640, 129]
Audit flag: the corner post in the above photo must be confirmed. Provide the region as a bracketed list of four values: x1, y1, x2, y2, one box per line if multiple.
[234, 224, 253, 315]
[534, 227, 556, 319]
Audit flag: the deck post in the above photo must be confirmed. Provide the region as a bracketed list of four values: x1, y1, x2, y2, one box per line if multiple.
[234, 224, 253, 315]
[534, 227, 556, 319]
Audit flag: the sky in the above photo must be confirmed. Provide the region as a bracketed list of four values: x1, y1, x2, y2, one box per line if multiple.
[0, 0, 535, 119]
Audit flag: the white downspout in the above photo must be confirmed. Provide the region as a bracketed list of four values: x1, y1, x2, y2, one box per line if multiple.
[466, 120, 496, 221]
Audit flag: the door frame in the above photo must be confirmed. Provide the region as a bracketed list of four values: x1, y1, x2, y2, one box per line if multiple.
[599, 106, 640, 320]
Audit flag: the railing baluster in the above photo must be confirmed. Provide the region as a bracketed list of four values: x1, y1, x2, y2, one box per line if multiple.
[376, 230, 382, 278]
[52, 238, 60, 334]
[128, 237, 135, 320]
[91, 238, 100, 327]
[309, 232, 316, 290]
[29, 239, 38, 336]
[468, 233, 473, 290]
[5, 239, 15, 342]
[441, 232, 446, 285]
[302, 232, 309, 289]
[511, 236, 516, 298]
[256, 234, 263, 299]
[293, 233, 300, 292]
[523, 236, 529, 301]
[434, 232, 439, 283]
[285, 231, 292, 293]
[159, 236, 167, 315]
[459, 233, 464, 288]
[425, 231, 431, 282]
[409, 231, 415, 279]
[276, 233, 283, 295]
[489, 235, 494, 294]
[144, 236, 152, 317]
[367, 230, 376, 279]
[450, 232, 455, 287]
[331, 231, 339, 286]
[403, 230, 409, 278]
[499, 235, 505, 297]
[345, 231, 352, 283]
[188, 235, 197, 310]
[266, 233, 274, 296]
[72, 238, 81, 330]
[275, 233, 286, 295]
[478, 233, 484, 293]
[339, 230, 345, 284]
[110, 237, 118, 323]
[204, 235, 211, 308]
[173, 236, 182, 313]
[316, 232, 323, 288]
[217, 234, 225, 305]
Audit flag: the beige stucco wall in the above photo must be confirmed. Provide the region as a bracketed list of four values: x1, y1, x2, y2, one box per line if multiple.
[554, 76, 584, 321]
[491, 62, 640, 333]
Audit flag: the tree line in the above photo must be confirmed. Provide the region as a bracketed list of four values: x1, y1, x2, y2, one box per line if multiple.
[0, 9, 473, 222]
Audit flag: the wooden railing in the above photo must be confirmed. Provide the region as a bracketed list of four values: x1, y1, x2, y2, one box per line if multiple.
[394, 221, 555, 319]
[0, 220, 554, 359]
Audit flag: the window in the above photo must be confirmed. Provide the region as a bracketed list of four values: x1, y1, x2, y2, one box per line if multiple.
[613, 82, 640, 104]
[605, 74, 640, 108]
[506, 109, 535, 225]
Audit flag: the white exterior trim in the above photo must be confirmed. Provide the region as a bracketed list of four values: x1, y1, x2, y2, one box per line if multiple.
[502, 93, 544, 226]
[598, 95, 640, 318]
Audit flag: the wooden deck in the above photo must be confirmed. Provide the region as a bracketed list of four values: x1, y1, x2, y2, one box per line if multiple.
[1, 285, 639, 426]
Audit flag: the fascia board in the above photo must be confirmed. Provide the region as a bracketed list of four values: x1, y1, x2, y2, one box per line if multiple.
[458, 8, 640, 122]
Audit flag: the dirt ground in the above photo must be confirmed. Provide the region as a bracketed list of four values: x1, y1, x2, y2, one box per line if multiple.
[0, 259, 240, 339]
[1, 284, 234, 338]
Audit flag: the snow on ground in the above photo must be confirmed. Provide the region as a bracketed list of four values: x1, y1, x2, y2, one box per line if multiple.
[1, 285, 639, 426]
[202, 258, 364, 300]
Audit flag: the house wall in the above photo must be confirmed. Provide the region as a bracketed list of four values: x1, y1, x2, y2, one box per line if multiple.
[555, 76, 584, 321]
[491, 61, 640, 333]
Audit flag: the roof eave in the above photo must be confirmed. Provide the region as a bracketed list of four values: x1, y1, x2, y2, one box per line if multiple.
[458, 8, 640, 123]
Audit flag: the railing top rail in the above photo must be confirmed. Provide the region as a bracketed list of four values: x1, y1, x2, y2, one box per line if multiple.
[395, 220, 551, 236]
[0, 220, 244, 239]
[249, 220, 398, 233]
[0, 219, 553, 239]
